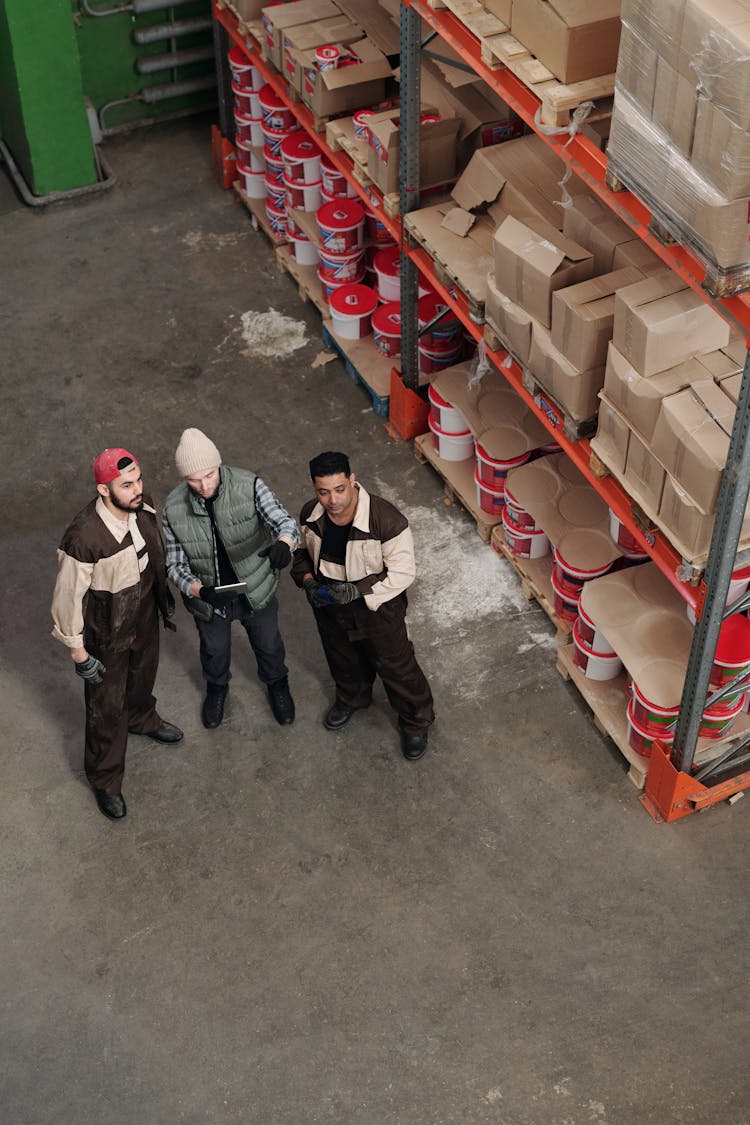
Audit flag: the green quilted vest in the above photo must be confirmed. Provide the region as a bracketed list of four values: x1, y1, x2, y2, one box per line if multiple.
[164, 467, 277, 621]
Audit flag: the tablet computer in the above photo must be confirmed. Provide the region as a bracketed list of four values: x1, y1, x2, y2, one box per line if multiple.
[214, 582, 247, 595]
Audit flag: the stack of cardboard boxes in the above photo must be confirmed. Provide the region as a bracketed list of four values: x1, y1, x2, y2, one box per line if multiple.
[609, 0, 750, 274]
[591, 272, 746, 561]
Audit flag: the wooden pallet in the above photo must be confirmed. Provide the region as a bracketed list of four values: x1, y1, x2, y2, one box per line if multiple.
[424, 0, 614, 129]
[320, 324, 391, 417]
[275, 244, 329, 317]
[521, 367, 597, 443]
[232, 181, 288, 246]
[404, 222, 485, 323]
[414, 432, 500, 542]
[490, 525, 571, 638]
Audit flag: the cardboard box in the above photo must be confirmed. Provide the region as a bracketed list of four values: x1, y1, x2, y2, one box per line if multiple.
[562, 195, 636, 276]
[651, 380, 736, 513]
[591, 394, 630, 475]
[623, 428, 666, 515]
[485, 271, 533, 365]
[613, 270, 731, 377]
[283, 18, 363, 89]
[659, 474, 717, 561]
[421, 59, 524, 166]
[615, 21, 657, 117]
[551, 267, 643, 374]
[602, 343, 712, 441]
[581, 562, 694, 707]
[336, 0, 401, 56]
[504, 453, 621, 569]
[528, 321, 604, 421]
[692, 95, 750, 201]
[300, 37, 392, 118]
[621, 0, 687, 70]
[612, 239, 664, 276]
[366, 108, 459, 195]
[677, 0, 750, 131]
[494, 214, 593, 328]
[263, 0, 340, 69]
[511, 0, 621, 84]
[651, 57, 697, 157]
[720, 372, 743, 404]
[483, 0, 512, 22]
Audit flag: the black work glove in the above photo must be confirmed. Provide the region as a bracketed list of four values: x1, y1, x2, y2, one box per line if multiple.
[199, 585, 240, 608]
[259, 541, 292, 571]
[303, 578, 361, 609]
[75, 655, 106, 684]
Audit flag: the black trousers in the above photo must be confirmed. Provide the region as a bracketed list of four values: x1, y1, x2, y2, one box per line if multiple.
[84, 596, 161, 795]
[194, 595, 288, 687]
[313, 593, 434, 735]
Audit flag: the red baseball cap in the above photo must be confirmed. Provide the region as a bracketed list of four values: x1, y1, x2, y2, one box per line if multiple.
[93, 448, 138, 485]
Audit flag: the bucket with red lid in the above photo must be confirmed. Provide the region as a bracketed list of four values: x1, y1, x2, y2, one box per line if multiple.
[320, 156, 357, 198]
[318, 246, 365, 283]
[576, 602, 616, 655]
[228, 46, 263, 91]
[329, 283, 378, 340]
[419, 342, 463, 375]
[571, 620, 623, 681]
[317, 199, 365, 253]
[365, 211, 393, 244]
[553, 547, 613, 599]
[315, 44, 342, 70]
[475, 443, 529, 490]
[265, 200, 286, 235]
[502, 507, 550, 560]
[262, 145, 284, 183]
[550, 568, 580, 622]
[630, 681, 679, 735]
[372, 303, 401, 357]
[258, 84, 297, 133]
[318, 265, 365, 306]
[265, 174, 286, 209]
[503, 483, 538, 530]
[627, 699, 676, 758]
[427, 385, 468, 434]
[231, 81, 254, 115]
[234, 110, 262, 148]
[284, 176, 322, 212]
[710, 615, 750, 689]
[418, 293, 462, 350]
[475, 468, 506, 516]
[609, 508, 644, 555]
[281, 134, 321, 184]
[700, 693, 746, 740]
[289, 234, 319, 267]
[353, 108, 376, 138]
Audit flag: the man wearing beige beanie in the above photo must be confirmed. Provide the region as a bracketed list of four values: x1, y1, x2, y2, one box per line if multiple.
[163, 428, 299, 729]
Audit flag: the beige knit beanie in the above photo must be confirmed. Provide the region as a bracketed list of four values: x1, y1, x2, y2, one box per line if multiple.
[175, 428, 222, 477]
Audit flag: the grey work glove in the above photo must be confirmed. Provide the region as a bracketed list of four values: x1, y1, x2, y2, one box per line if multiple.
[258, 541, 292, 570]
[75, 655, 106, 684]
[199, 585, 240, 608]
[303, 578, 362, 609]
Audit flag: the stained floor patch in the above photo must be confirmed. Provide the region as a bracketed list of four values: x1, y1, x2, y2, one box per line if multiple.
[239, 309, 308, 358]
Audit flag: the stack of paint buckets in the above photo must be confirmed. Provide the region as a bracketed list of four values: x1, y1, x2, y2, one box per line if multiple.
[317, 198, 367, 307]
[281, 134, 322, 266]
[608, 508, 649, 567]
[572, 602, 623, 683]
[229, 46, 266, 200]
[501, 480, 550, 560]
[427, 385, 473, 462]
[258, 84, 301, 237]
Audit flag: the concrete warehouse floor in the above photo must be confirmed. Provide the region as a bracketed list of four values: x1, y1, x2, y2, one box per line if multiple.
[2, 116, 750, 1125]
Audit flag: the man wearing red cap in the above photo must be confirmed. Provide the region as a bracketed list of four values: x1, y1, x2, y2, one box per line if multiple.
[51, 448, 183, 821]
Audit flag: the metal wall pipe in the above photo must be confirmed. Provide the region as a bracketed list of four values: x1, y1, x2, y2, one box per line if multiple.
[132, 16, 212, 43]
[81, 0, 199, 15]
[140, 73, 216, 102]
[135, 44, 214, 73]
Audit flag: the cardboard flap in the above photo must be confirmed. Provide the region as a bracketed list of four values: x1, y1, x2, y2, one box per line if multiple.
[496, 215, 566, 277]
[441, 207, 475, 236]
[548, 0, 621, 28]
[323, 55, 392, 89]
[335, 0, 401, 54]
[451, 149, 508, 211]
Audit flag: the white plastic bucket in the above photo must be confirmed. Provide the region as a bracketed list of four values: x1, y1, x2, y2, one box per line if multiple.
[419, 343, 463, 375]
[553, 547, 613, 598]
[502, 507, 550, 559]
[371, 302, 401, 357]
[317, 265, 365, 306]
[290, 235, 320, 266]
[258, 84, 297, 132]
[418, 293, 462, 350]
[550, 567, 580, 622]
[281, 134, 321, 183]
[503, 483, 538, 529]
[283, 176, 322, 212]
[264, 174, 286, 208]
[320, 156, 357, 198]
[231, 81, 254, 115]
[572, 620, 623, 681]
[627, 699, 676, 758]
[234, 110, 261, 147]
[427, 384, 469, 435]
[365, 211, 393, 244]
[428, 416, 474, 462]
[329, 283, 378, 339]
[261, 122, 289, 156]
[265, 201, 286, 235]
[237, 161, 267, 199]
[228, 46, 262, 90]
[318, 246, 365, 283]
[608, 508, 644, 554]
[317, 199, 365, 252]
[353, 108, 375, 138]
[576, 603, 616, 656]
[315, 44, 342, 69]
[475, 442, 530, 490]
[475, 467, 506, 517]
[263, 145, 284, 183]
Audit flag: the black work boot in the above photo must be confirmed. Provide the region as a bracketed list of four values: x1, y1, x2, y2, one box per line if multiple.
[202, 684, 228, 729]
[268, 677, 295, 725]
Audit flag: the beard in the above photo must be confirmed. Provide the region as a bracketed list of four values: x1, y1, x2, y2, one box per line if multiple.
[110, 493, 144, 513]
